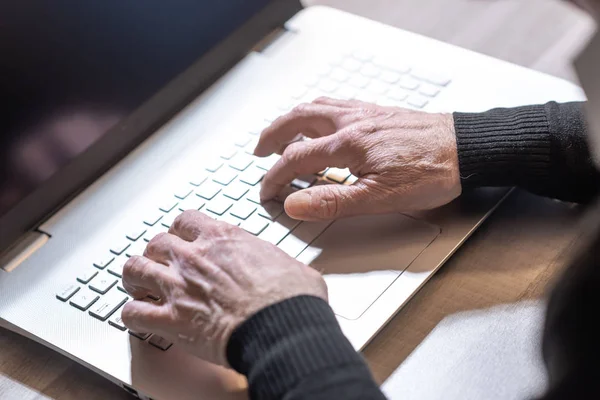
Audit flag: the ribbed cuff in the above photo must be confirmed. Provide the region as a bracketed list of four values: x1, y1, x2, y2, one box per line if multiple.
[227, 296, 365, 400]
[454, 104, 552, 189]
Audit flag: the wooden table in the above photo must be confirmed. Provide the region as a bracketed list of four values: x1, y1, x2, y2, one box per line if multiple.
[1, 1, 594, 398]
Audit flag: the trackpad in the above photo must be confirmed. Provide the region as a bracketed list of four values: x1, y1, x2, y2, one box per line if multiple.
[297, 214, 440, 320]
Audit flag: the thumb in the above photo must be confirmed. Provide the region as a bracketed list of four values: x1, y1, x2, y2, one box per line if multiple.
[284, 183, 371, 221]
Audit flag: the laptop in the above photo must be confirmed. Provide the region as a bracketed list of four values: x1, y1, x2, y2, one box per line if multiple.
[0, 1, 586, 399]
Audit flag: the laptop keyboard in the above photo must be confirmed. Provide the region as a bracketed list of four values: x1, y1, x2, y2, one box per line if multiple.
[55, 49, 452, 351]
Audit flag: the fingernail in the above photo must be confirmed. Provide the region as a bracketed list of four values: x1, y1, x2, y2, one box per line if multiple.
[285, 191, 311, 219]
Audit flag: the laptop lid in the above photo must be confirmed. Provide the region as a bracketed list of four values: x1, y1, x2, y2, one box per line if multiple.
[0, 0, 302, 255]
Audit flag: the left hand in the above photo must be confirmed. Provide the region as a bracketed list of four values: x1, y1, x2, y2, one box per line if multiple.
[120, 210, 328, 367]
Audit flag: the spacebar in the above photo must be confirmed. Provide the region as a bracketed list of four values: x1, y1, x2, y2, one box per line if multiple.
[278, 220, 333, 258]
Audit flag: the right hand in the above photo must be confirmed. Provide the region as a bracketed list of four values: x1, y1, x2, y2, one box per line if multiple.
[254, 97, 462, 221]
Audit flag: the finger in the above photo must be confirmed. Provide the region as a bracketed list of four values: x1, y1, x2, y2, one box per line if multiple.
[284, 182, 373, 221]
[122, 300, 173, 334]
[260, 136, 356, 201]
[169, 209, 216, 242]
[254, 103, 343, 157]
[122, 255, 176, 299]
[145, 232, 191, 265]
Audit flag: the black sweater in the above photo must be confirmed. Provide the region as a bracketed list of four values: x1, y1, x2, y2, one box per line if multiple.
[226, 101, 600, 400]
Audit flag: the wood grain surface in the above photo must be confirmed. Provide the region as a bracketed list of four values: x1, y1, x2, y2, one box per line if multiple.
[0, 1, 595, 398]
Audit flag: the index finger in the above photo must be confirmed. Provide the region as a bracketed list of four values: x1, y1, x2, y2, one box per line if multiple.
[253, 103, 343, 157]
[169, 209, 216, 242]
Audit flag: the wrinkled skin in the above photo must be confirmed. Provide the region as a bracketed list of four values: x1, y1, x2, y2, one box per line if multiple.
[121, 210, 327, 367]
[255, 97, 461, 221]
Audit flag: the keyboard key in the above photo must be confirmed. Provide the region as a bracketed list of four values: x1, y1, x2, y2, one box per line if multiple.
[222, 181, 250, 200]
[77, 268, 98, 284]
[196, 181, 222, 200]
[243, 138, 260, 155]
[126, 227, 147, 242]
[330, 68, 351, 83]
[291, 175, 317, 189]
[257, 201, 285, 221]
[341, 58, 362, 72]
[290, 85, 309, 99]
[56, 284, 80, 302]
[93, 255, 114, 270]
[325, 168, 352, 183]
[407, 95, 429, 109]
[178, 194, 206, 212]
[125, 239, 148, 258]
[234, 135, 253, 148]
[229, 201, 257, 220]
[143, 224, 167, 242]
[388, 87, 409, 102]
[366, 80, 389, 95]
[305, 75, 320, 88]
[190, 173, 208, 187]
[161, 210, 182, 228]
[109, 306, 127, 331]
[240, 214, 270, 236]
[129, 331, 151, 340]
[69, 288, 99, 311]
[411, 69, 451, 87]
[318, 79, 339, 93]
[259, 214, 301, 245]
[419, 84, 441, 98]
[372, 56, 411, 74]
[206, 195, 234, 216]
[89, 291, 128, 321]
[245, 186, 262, 204]
[229, 153, 254, 171]
[239, 168, 266, 186]
[108, 258, 126, 278]
[278, 220, 333, 258]
[316, 169, 328, 177]
[354, 91, 379, 103]
[205, 159, 224, 173]
[352, 50, 374, 62]
[159, 199, 179, 213]
[336, 86, 358, 100]
[213, 168, 238, 186]
[220, 147, 238, 160]
[255, 154, 280, 171]
[348, 75, 370, 89]
[90, 274, 118, 294]
[149, 335, 173, 351]
[217, 213, 243, 227]
[173, 184, 193, 200]
[110, 239, 131, 256]
[398, 76, 420, 91]
[346, 175, 359, 185]
[381, 70, 402, 84]
[143, 211, 163, 227]
[360, 63, 381, 78]
[316, 64, 332, 76]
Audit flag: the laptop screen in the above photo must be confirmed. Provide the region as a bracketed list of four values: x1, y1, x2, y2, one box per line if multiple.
[0, 0, 271, 223]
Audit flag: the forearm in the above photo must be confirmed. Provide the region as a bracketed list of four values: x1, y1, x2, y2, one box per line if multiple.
[454, 101, 600, 203]
[226, 296, 386, 400]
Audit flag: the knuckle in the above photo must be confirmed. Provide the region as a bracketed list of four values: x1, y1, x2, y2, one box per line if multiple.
[291, 103, 312, 116]
[146, 232, 169, 254]
[123, 255, 146, 279]
[281, 141, 307, 164]
[308, 187, 340, 219]
[313, 96, 331, 104]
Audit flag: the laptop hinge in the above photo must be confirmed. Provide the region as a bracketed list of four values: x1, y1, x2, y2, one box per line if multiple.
[251, 26, 295, 54]
[0, 230, 50, 272]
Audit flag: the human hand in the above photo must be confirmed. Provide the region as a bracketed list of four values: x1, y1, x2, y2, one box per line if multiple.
[120, 210, 327, 367]
[254, 97, 461, 221]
